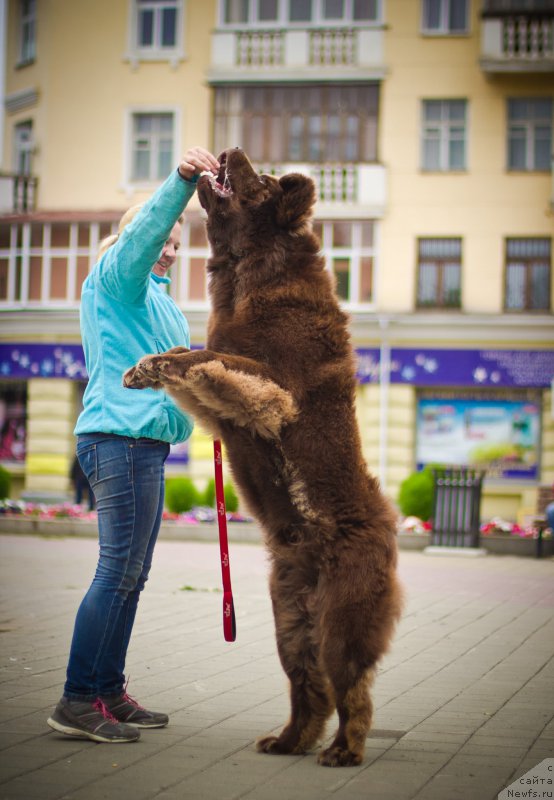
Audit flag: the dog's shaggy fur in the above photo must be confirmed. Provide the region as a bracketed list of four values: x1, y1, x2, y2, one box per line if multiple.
[124, 148, 403, 767]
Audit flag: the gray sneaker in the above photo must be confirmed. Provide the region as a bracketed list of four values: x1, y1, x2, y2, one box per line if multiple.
[100, 691, 169, 728]
[47, 697, 140, 743]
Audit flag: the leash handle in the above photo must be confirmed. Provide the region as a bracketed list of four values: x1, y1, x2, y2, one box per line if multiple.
[214, 439, 236, 642]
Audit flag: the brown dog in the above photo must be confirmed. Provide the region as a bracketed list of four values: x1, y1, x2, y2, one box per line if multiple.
[123, 148, 403, 767]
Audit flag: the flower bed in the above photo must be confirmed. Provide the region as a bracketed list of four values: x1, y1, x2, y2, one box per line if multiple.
[0, 500, 258, 543]
[0, 499, 252, 524]
[1, 503, 552, 555]
[398, 514, 552, 557]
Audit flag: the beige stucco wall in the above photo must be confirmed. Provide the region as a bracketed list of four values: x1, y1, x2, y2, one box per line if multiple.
[356, 382, 415, 504]
[379, 1, 554, 315]
[4, 0, 215, 212]
[25, 378, 76, 493]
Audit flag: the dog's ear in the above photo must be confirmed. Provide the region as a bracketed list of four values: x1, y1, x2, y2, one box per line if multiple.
[277, 173, 316, 229]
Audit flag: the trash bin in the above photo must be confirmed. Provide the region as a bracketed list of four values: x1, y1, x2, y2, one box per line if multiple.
[431, 467, 485, 548]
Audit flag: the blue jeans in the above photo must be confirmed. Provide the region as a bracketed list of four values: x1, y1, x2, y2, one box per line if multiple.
[64, 433, 170, 700]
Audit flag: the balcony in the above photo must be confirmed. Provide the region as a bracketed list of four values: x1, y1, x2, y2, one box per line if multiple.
[254, 162, 387, 217]
[480, 12, 554, 72]
[207, 26, 385, 83]
[0, 174, 38, 213]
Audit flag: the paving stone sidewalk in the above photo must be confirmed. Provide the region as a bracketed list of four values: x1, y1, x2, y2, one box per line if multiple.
[0, 533, 553, 800]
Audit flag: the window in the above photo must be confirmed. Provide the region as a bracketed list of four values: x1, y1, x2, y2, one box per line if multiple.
[416, 391, 541, 481]
[321, 0, 379, 21]
[131, 0, 183, 57]
[505, 238, 551, 312]
[221, 0, 379, 25]
[507, 99, 552, 172]
[18, 0, 36, 64]
[13, 121, 33, 175]
[130, 113, 175, 182]
[0, 382, 27, 463]
[421, 0, 468, 34]
[314, 219, 375, 305]
[422, 100, 467, 171]
[214, 84, 379, 163]
[417, 238, 462, 309]
[170, 217, 211, 305]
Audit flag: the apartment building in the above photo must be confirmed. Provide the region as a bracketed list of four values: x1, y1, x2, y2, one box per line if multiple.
[0, 0, 553, 520]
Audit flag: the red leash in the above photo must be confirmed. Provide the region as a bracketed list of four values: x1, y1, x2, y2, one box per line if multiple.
[213, 439, 236, 642]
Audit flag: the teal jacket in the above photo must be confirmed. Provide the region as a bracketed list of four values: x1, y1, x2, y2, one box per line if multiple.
[75, 169, 197, 443]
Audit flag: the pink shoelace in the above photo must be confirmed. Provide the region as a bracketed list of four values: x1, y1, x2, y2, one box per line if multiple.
[120, 691, 142, 709]
[93, 698, 119, 723]
[120, 679, 143, 710]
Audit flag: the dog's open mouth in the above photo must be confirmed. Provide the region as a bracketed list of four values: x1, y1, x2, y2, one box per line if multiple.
[200, 152, 232, 198]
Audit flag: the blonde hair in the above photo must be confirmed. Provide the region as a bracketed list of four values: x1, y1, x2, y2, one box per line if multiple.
[97, 203, 185, 258]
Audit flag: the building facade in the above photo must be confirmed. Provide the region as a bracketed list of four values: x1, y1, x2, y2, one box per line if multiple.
[0, 0, 553, 521]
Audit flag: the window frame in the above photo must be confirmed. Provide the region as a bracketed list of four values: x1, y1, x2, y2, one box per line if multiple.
[127, 0, 185, 65]
[123, 108, 180, 190]
[315, 218, 377, 307]
[218, 0, 382, 27]
[504, 237, 552, 313]
[421, 99, 468, 172]
[17, 0, 36, 66]
[0, 380, 28, 465]
[421, 0, 470, 36]
[416, 237, 463, 310]
[13, 120, 34, 175]
[213, 84, 379, 164]
[507, 98, 553, 173]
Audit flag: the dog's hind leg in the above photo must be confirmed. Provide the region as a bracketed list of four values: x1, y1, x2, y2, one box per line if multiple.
[256, 564, 333, 756]
[317, 668, 375, 767]
[316, 566, 401, 766]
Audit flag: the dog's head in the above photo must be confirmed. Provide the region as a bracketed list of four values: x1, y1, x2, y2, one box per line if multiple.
[197, 148, 316, 256]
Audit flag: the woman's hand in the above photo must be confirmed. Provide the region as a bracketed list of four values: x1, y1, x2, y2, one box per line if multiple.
[178, 147, 220, 180]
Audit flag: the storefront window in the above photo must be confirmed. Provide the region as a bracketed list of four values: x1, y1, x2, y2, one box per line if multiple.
[416, 389, 541, 481]
[0, 382, 27, 463]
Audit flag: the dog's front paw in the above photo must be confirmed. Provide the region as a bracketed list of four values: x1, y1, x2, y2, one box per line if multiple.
[123, 355, 167, 389]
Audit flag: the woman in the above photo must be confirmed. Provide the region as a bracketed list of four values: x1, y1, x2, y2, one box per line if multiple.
[47, 147, 220, 743]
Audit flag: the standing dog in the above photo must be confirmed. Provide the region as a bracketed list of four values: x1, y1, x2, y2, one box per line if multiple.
[123, 148, 403, 767]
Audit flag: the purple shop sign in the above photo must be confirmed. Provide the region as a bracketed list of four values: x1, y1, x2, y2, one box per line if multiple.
[0, 344, 88, 380]
[356, 348, 554, 388]
[1, 343, 552, 389]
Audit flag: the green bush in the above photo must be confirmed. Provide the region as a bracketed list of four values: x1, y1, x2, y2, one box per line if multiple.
[397, 467, 435, 521]
[223, 482, 239, 513]
[202, 476, 239, 513]
[0, 465, 11, 500]
[165, 477, 200, 514]
[203, 477, 216, 508]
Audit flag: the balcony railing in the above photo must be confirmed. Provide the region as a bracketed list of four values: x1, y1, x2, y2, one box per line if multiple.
[208, 26, 385, 79]
[0, 174, 38, 213]
[309, 28, 356, 65]
[504, 16, 554, 57]
[481, 15, 554, 70]
[254, 162, 386, 212]
[236, 30, 284, 66]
